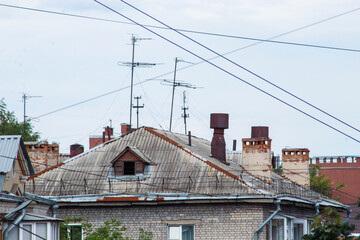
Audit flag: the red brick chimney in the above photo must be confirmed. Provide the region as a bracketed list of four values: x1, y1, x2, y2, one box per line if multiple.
[105, 126, 113, 140]
[70, 144, 84, 158]
[121, 123, 131, 135]
[210, 113, 229, 163]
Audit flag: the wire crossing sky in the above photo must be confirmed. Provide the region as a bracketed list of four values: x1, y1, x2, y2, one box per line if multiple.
[1, 0, 359, 155]
[93, 0, 360, 144]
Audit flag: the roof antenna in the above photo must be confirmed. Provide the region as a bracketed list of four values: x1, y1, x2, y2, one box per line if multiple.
[118, 35, 157, 128]
[161, 57, 198, 132]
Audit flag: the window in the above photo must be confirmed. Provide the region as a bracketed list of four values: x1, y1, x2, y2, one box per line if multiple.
[271, 219, 285, 240]
[293, 223, 303, 240]
[168, 225, 194, 240]
[19, 222, 58, 240]
[60, 224, 82, 240]
[124, 161, 135, 175]
[270, 217, 309, 240]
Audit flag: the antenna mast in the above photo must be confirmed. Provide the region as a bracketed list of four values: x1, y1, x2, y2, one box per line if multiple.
[119, 35, 155, 128]
[165, 57, 195, 132]
[22, 93, 41, 124]
[133, 96, 144, 129]
[182, 91, 189, 135]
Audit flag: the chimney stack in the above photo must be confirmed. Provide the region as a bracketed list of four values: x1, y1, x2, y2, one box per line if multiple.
[105, 126, 113, 140]
[121, 123, 131, 135]
[70, 144, 84, 158]
[210, 113, 229, 163]
[242, 126, 272, 180]
[282, 148, 310, 188]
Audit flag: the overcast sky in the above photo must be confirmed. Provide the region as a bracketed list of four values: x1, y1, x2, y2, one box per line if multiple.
[1, 0, 359, 156]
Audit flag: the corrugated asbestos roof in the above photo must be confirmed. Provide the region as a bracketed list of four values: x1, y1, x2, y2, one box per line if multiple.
[0, 135, 22, 173]
[26, 128, 333, 203]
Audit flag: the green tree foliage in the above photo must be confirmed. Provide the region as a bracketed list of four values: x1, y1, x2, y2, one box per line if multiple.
[310, 165, 333, 197]
[60, 218, 153, 240]
[303, 207, 355, 240]
[0, 98, 39, 141]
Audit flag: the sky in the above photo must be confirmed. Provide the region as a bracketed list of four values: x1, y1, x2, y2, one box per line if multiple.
[0, 0, 359, 156]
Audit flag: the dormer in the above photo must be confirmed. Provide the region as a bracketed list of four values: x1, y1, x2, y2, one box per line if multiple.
[109, 146, 155, 180]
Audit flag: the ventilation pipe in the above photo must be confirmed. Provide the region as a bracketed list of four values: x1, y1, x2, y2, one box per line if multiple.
[210, 113, 229, 163]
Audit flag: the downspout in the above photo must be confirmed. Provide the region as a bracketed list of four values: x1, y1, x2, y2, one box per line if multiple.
[254, 199, 281, 240]
[343, 207, 352, 223]
[3, 201, 32, 239]
[314, 202, 320, 216]
[52, 204, 59, 218]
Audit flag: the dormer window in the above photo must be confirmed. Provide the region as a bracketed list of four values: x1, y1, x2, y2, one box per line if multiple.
[109, 146, 155, 180]
[124, 162, 135, 175]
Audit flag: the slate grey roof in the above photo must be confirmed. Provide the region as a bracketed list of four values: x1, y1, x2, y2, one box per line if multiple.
[0, 135, 34, 175]
[0, 135, 22, 173]
[25, 127, 341, 206]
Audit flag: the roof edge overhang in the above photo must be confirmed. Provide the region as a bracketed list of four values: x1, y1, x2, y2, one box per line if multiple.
[47, 193, 275, 206]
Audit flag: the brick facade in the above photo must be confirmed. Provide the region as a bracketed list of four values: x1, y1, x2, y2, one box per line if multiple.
[57, 202, 315, 240]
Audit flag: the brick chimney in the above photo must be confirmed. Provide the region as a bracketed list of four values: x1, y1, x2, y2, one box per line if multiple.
[242, 126, 272, 180]
[70, 144, 84, 158]
[121, 123, 131, 135]
[210, 113, 229, 163]
[282, 148, 310, 188]
[104, 126, 113, 140]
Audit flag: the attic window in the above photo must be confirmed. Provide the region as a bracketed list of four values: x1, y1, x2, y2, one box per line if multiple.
[124, 162, 135, 175]
[110, 146, 154, 180]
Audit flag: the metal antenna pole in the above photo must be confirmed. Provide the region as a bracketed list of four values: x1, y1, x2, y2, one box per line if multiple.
[129, 35, 136, 128]
[169, 57, 178, 132]
[119, 36, 155, 128]
[182, 91, 189, 135]
[22, 93, 41, 124]
[133, 96, 144, 128]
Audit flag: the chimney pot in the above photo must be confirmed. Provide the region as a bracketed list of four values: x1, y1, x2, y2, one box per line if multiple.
[210, 113, 229, 163]
[251, 126, 269, 138]
[70, 144, 84, 158]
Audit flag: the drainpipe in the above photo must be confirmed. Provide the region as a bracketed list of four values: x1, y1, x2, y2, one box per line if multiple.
[343, 207, 352, 223]
[314, 202, 320, 216]
[52, 204, 59, 218]
[3, 200, 32, 239]
[254, 199, 281, 240]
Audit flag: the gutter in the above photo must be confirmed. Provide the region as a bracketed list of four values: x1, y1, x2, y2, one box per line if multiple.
[2, 200, 32, 239]
[254, 199, 281, 240]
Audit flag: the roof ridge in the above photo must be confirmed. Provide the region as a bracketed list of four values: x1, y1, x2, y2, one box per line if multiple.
[27, 128, 145, 180]
[144, 127, 255, 189]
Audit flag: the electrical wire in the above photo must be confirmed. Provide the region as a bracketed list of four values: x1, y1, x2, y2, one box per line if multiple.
[16, 3, 358, 124]
[1, 3, 359, 53]
[117, 0, 360, 136]
[93, 0, 360, 145]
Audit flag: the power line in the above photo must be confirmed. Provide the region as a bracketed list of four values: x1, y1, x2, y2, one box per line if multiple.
[1, 3, 360, 53]
[18, 3, 357, 121]
[117, 0, 360, 136]
[93, 0, 360, 144]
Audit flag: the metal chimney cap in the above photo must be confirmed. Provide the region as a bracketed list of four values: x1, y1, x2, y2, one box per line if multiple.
[251, 126, 269, 138]
[210, 113, 229, 129]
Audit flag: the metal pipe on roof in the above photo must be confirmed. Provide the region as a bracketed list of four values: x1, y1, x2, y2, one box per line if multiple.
[254, 199, 281, 240]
